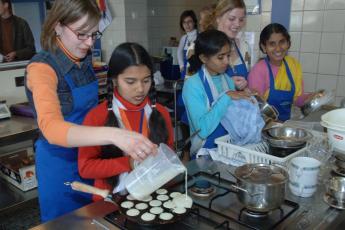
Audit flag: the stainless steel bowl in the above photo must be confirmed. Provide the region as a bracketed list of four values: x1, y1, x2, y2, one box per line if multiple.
[301, 89, 334, 116]
[327, 177, 345, 203]
[262, 126, 312, 148]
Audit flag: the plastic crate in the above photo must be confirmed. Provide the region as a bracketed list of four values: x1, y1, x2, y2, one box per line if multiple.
[214, 130, 325, 166]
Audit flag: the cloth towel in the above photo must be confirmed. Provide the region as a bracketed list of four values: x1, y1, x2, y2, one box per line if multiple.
[221, 97, 265, 145]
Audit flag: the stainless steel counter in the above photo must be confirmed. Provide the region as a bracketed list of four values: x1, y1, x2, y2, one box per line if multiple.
[30, 156, 345, 230]
[0, 116, 38, 212]
[0, 115, 38, 147]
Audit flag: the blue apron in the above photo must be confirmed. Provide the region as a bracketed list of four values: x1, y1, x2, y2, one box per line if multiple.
[265, 58, 295, 121]
[180, 37, 188, 79]
[198, 69, 228, 149]
[35, 69, 98, 222]
[177, 36, 189, 124]
[226, 41, 248, 79]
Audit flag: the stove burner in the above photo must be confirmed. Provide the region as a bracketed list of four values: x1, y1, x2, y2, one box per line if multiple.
[240, 208, 270, 218]
[189, 179, 216, 198]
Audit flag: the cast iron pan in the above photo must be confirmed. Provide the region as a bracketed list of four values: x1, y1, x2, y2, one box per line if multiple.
[113, 190, 191, 226]
[68, 181, 191, 226]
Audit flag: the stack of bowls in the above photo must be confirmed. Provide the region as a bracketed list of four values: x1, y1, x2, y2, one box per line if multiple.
[324, 176, 345, 209]
[262, 126, 312, 157]
[321, 108, 345, 153]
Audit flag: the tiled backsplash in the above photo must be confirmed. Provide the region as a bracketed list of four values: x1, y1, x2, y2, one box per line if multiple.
[290, 0, 345, 105]
[101, 0, 345, 105]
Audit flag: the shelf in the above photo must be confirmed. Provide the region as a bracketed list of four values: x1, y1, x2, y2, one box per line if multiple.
[0, 178, 38, 213]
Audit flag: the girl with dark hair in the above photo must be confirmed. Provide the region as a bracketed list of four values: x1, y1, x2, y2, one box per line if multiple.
[248, 23, 312, 121]
[177, 9, 198, 79]
[78, 42, 174, 201]
[182, 30, 251, 157]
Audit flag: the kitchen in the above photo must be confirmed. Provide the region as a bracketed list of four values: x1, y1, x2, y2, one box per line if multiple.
[1, 0, 345, 229]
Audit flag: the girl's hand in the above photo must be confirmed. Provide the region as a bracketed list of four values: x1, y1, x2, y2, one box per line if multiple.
[112, 129, 157, 162]
[226, 90, 252, 101]
[232, 76, 248, 90]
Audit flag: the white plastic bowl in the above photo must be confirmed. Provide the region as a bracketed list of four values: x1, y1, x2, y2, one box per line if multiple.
[321, 108, 345, 129]
[321, 121, 345, 153]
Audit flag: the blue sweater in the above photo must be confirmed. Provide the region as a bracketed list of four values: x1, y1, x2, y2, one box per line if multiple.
[182, 71, 235, 139]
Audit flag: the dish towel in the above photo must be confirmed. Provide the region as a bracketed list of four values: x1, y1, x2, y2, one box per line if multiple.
[221, 97, 265, 145]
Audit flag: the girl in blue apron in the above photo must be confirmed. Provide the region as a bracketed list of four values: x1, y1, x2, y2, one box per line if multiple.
[177, 10, 198, 79]
[182, 30, 252, 158]
[248, 23, 312, 121]
[24, 0, 156, 222]
[176, 10, 198, 149]
[212, 0, 250, 90]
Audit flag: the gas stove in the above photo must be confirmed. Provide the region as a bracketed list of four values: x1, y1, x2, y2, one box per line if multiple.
[104, 171, 299, 230]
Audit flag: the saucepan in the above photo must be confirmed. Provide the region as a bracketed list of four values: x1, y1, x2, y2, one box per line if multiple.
[66, 181, 191, 226]
[228, 163, 288, 212]
[254, 95, 279, 123]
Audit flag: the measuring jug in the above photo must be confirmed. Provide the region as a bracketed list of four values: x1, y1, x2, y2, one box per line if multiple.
[124, 143, 186, 200]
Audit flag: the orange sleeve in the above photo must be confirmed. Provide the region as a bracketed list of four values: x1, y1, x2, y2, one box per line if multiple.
[156, 104, 174, 149]
[26, 62, 73, 146]
[78, 101, 131, 179]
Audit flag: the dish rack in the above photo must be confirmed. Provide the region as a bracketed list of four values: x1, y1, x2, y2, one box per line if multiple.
[214, 130, 326, 166]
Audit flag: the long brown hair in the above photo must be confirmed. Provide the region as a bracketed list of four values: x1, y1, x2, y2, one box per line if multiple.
[41, 0, 101, 52]
[203, 0, 247, 31]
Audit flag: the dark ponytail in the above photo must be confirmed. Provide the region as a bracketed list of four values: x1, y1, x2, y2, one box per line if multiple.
[147, 79, 169, 145]
[189, 29, 231, 74]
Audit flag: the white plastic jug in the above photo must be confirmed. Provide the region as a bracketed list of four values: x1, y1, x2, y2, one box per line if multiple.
[124, 143, 186, 200]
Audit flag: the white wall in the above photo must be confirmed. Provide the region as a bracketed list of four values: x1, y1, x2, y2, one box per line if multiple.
[289, 0, 345, 105]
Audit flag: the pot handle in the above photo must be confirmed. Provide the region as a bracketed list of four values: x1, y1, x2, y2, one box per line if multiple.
[65, 181, 110, 199]
[230, 184, 263, 197]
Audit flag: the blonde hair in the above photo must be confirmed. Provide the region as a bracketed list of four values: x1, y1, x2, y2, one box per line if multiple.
[203, 0, 246, 31]
[41, 0, 101, 52]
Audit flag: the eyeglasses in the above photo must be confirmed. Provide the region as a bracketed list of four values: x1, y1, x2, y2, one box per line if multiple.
[63, 24, 102, 41]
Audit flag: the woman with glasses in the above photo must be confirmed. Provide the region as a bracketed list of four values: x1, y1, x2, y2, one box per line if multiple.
[24, 0, 157, 222]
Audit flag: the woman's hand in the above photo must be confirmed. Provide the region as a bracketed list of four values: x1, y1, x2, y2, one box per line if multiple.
[111, 129, 157, 162]
[232, 76, 248, 90]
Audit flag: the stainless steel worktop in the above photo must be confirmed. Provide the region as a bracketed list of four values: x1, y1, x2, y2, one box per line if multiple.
[0, 115, 38, 147]
[0, 116, 38, 212]
[30, 156, 345, 230]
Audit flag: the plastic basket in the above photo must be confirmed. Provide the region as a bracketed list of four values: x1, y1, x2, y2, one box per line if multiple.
[214, 130, 325, 166]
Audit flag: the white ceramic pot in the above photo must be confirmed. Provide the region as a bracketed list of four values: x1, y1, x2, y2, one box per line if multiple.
[321, 121, 345, 153]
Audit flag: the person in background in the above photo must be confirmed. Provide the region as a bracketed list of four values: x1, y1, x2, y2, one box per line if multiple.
[177, 10, 198, 79]
[248, 23, 311, 121]
[182, 30, 251, 158]
[78, 43, 174, 201]
[0, 0, 35, 62]
[25, 0, 156, 222]
[204, 0, 251, 90]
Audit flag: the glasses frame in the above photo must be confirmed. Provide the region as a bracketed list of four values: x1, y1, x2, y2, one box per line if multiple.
[63, 24, 102, 41]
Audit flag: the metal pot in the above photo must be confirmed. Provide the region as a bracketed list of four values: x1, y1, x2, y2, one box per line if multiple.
[230, 163, 288, 212]
[301, 89, 335, 116]
[262, 126, 312, 148]
[327, 176, 345, 203]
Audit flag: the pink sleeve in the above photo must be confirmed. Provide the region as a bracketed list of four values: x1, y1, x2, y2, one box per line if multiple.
[248, 60, 269, 96]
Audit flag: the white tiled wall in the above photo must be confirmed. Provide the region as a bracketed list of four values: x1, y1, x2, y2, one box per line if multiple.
[291, 0, 345, 105]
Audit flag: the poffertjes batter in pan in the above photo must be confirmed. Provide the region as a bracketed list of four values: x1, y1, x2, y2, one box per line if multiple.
[141, 212, 156, 221]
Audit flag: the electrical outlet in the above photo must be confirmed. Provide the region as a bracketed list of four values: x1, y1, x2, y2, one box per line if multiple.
[15, 76, 24, 87]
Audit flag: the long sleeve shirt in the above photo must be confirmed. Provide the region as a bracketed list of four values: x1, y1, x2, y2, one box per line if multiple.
[78, 99, 174, 201]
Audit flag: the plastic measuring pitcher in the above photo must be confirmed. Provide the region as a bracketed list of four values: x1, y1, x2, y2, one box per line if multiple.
[124, 143, 186, 200]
